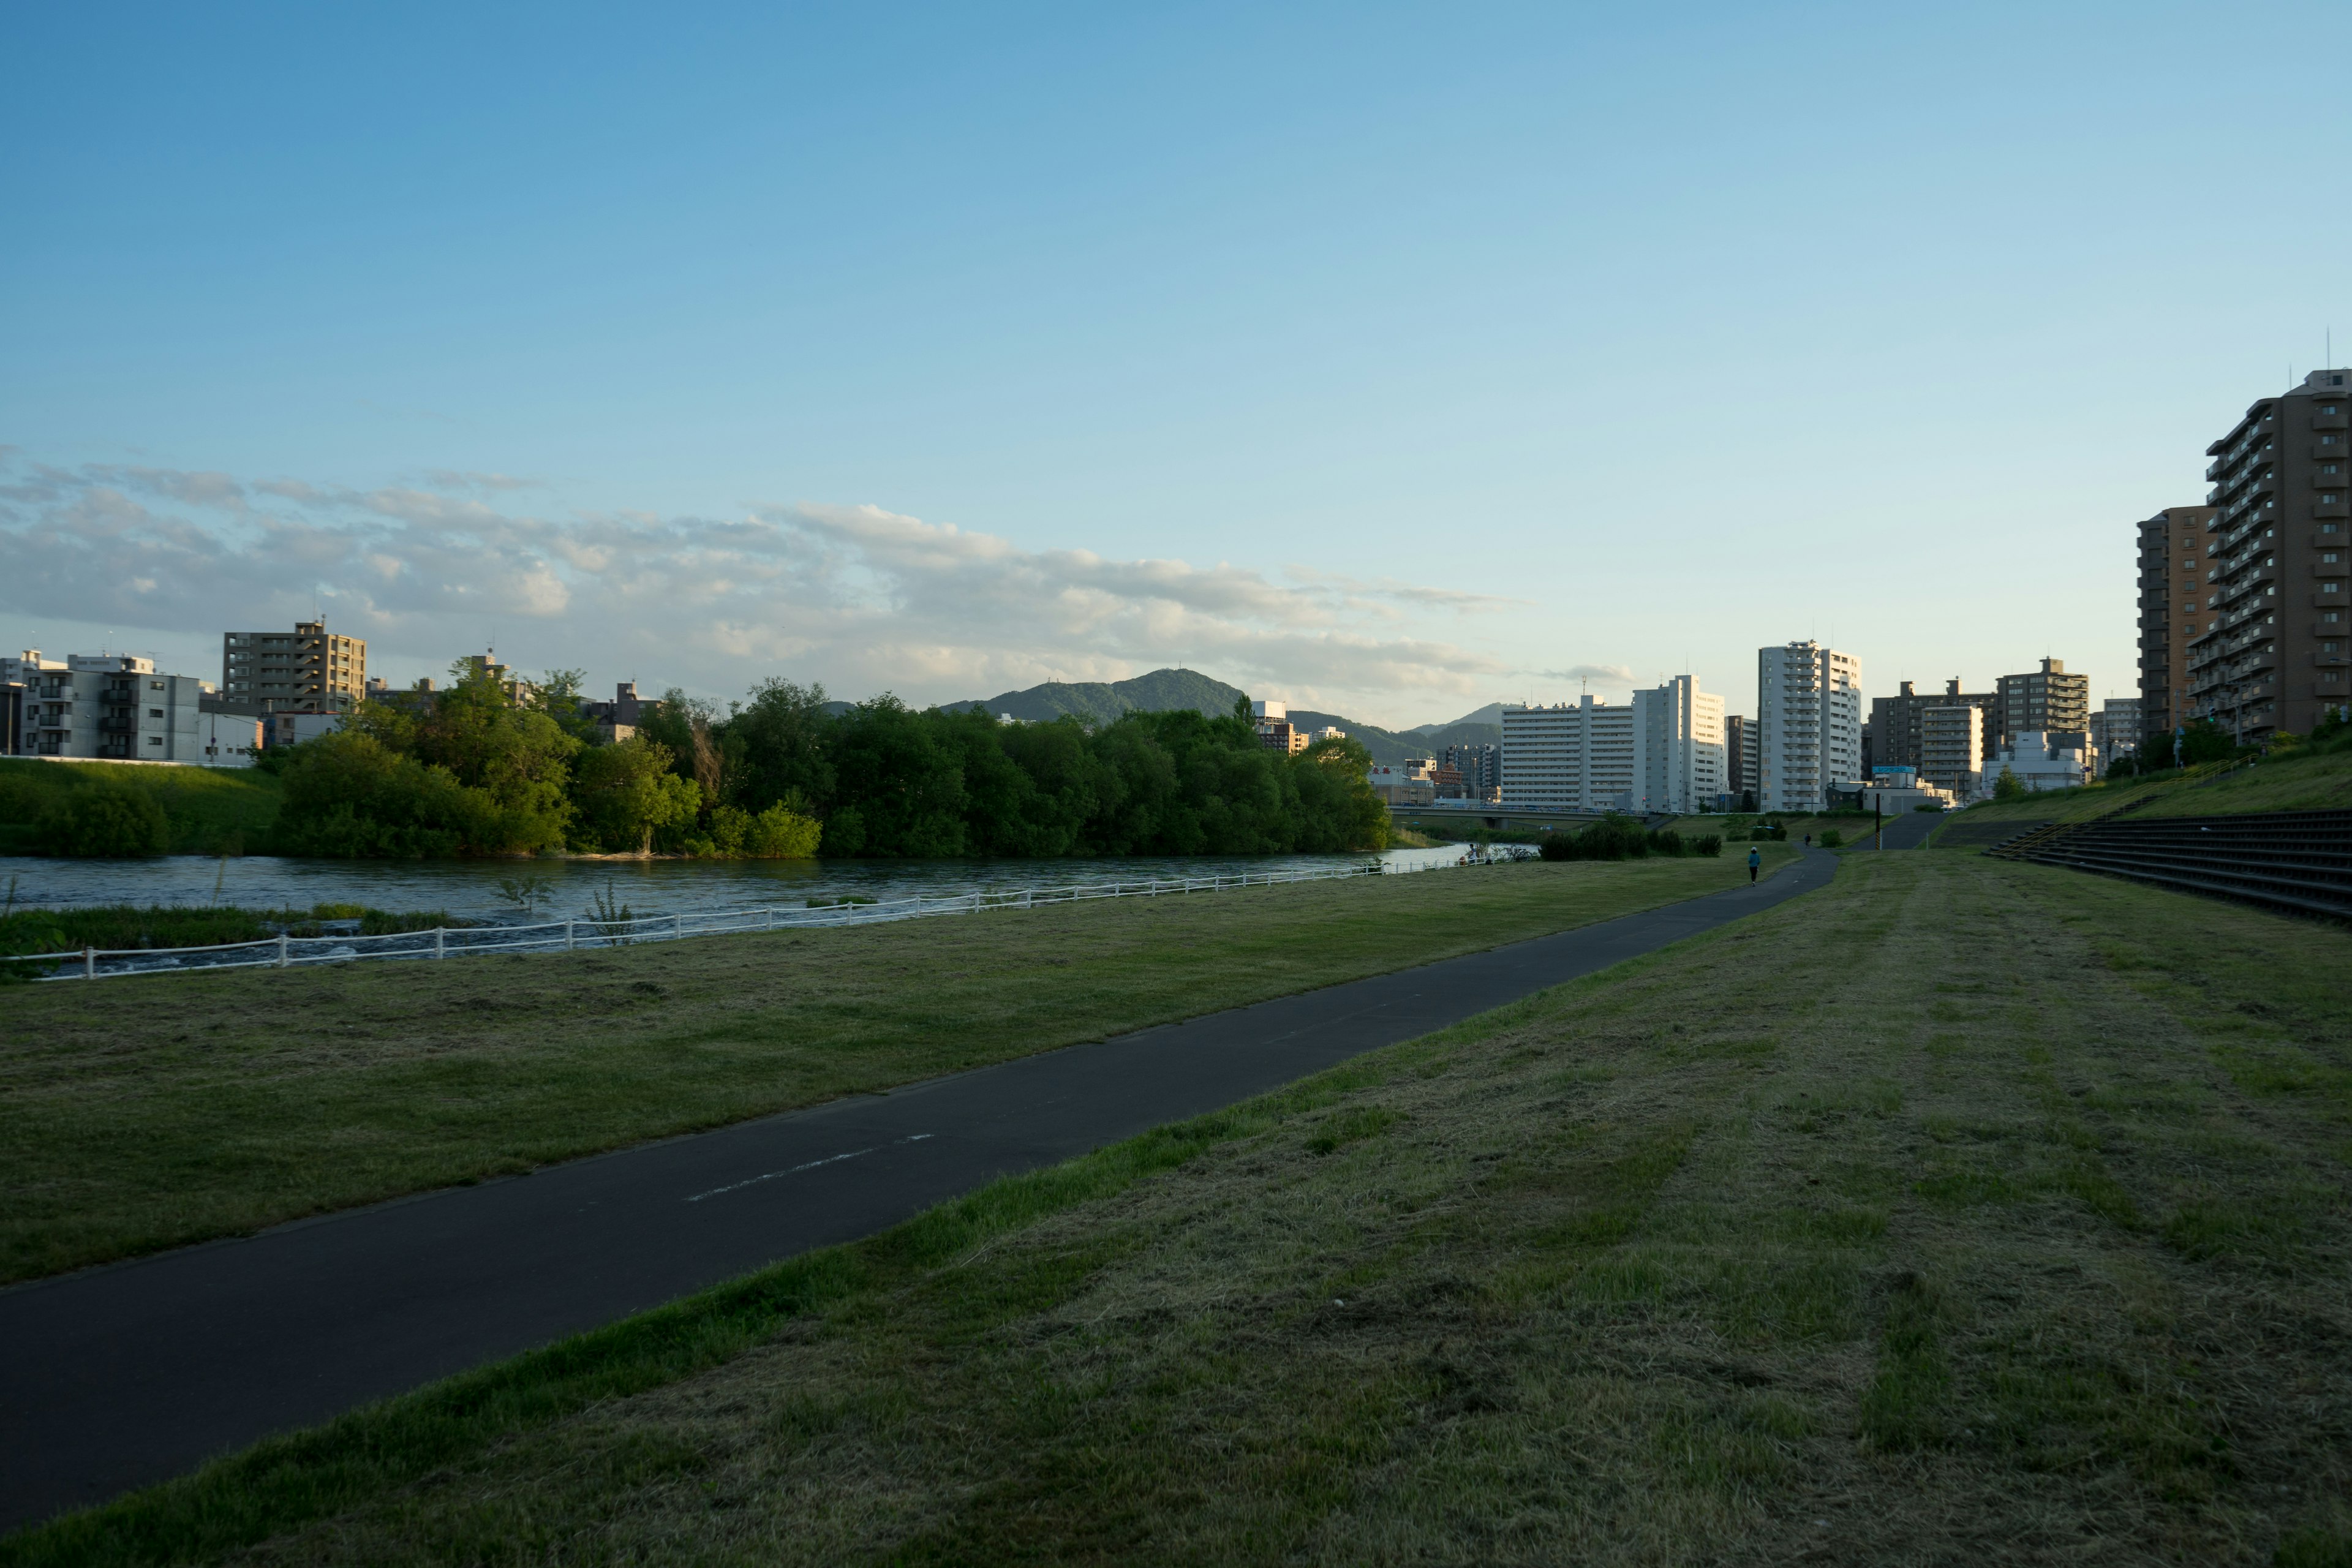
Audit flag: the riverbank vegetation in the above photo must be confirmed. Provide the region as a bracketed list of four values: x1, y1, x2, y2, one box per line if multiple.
[2, 669, 1392, 861]
[20, 851, 2350, 1564]
[0, 850, 1788, 1286]
[0, 902, 459, 969]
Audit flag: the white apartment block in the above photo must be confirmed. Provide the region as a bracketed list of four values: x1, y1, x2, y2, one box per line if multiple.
[3, 651, 214, 762]
[1501, 675, 1727, 815]
[1755, 641, 1862, 812]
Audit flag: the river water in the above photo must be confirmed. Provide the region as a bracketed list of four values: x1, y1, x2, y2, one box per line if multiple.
[0, 845, 1477, 922]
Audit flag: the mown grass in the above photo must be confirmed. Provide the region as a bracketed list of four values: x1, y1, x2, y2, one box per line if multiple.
[12, 848, 2350, 1564]
[0, 849, 1794, 1285]
[1949, 747, 2352, 830]
[0, 758, 283, 856]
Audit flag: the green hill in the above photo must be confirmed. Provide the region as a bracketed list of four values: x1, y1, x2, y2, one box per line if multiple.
[936, 670, 1503, 767]
[940, 668, 1246, 726]
[0, 758, 283, 856]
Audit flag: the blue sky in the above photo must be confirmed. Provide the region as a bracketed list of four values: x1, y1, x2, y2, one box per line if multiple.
[4, 1, 2345, 726]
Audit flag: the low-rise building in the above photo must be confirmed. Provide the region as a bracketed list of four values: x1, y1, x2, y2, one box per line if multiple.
[1977, 731, 2090, 795]
[267, 711, 347, 749]
[1366, 761, 1436, 805]
[2, 651, 214, 761]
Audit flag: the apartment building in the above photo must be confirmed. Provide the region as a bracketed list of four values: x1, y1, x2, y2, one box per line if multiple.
[2086, 698, 2142, 774]
[1868, 679, 1998, 775]
[2135, 505, 2218, 737]
[1501, 675, 1725, 815]
[1436, 742, 1500, 800]
[1755, 642, 1861, 813]
[1920, 705, 1985, 797]
[1725, 715, 1752, 799]
[2188, 369, 2352, 741]
[2, 651, 211, 761]
[1995, 658, 2090, 748]
[1251, 699, 1308, 755]
[221, 621, 366, 714]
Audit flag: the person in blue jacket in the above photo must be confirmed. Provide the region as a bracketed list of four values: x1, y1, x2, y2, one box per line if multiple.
[1747, 845, 1762, 884]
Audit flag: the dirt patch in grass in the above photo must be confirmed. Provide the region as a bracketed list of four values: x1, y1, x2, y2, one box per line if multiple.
[23, 850, 2351, 1564]
[0, 851, 1792, 1286]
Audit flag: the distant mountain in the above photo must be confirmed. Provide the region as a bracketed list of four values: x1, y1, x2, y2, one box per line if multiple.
[938, 668, 1246, 726]
[929, 669, 1502, 766]
[1412, 702, 1503, 734]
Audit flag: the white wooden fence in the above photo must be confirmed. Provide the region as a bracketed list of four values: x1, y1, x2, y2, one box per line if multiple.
[2, 851, 1521, 982]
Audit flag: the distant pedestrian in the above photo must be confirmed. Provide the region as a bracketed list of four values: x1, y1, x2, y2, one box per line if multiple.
[1747, 846, 1761, 884]
[1803, 832, 1812, 848]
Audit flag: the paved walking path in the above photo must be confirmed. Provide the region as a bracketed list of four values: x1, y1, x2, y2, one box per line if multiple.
[0, 851, 1837, 1531]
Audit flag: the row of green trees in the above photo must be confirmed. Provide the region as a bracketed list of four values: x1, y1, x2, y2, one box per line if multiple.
[268, 668, 1391, 859]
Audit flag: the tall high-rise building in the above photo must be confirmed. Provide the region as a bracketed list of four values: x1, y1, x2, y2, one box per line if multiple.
[1501, 675, 1725, 815]
[1725, 714, 1752, 799]
[1755, 641, 1861, 813]
[1995, 658, 2089, 748]
[2188, 368, 2352, 740]
[1920, 706, 1985, 797]
[221, 621, 366, 714]
[1868, 679, 1997, 775]
[2136, 506, 2218, 739]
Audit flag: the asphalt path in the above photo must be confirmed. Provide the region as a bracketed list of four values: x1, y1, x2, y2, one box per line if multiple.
[0, 850, 1837, 1532]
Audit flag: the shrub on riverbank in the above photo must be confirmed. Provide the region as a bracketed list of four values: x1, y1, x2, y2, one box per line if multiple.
[1537, 816, 1714, 861]
[0, 901, 462, 957]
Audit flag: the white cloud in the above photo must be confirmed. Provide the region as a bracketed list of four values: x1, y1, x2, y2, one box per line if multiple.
[0, 453, 1527, 719]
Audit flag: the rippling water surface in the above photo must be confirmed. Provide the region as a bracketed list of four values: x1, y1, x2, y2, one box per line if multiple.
[0, 845, 1475, 921]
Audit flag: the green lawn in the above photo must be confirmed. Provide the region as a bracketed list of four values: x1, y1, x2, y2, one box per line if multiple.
[0, 757, 282, 856]
[1942, 747, 2352, 833]
[14, 847, 2350, 1566]
[0, 848, 1792, 1286]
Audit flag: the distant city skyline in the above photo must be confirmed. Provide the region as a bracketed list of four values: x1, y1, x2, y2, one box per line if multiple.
[4, 2, 2346, 728]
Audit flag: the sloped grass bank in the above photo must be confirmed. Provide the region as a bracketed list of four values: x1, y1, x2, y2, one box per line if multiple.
[0, 758, 282, 856]
[0, 850, 1791, 1286]
[14, 852, 2350, 1564]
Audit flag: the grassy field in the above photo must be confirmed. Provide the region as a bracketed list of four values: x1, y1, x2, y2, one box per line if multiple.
[0, 758, 283, 856]
[0, 848, 1795, 1286]
[18, 847, 2348, 1565]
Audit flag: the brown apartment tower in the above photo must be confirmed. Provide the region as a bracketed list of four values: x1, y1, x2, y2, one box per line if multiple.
[2188, 369, 2352, 741]
[2136, 505, 2218, 739]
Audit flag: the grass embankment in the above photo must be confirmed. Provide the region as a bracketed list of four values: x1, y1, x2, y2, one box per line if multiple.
[0, 758, 282, 856]
[18, 848, 2349, 1565]
[1945, 748, 2352, 834]
[0, 849, 1796, 1286]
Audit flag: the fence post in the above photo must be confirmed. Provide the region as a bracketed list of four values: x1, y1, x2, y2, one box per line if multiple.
[674, 913, 683, 940]
[764, 907, 774, 930]
[84, 945, 95, 981]
[565, 919, 575, 951]
[434, 927, 445, 960]
[277, 932, 290, 968]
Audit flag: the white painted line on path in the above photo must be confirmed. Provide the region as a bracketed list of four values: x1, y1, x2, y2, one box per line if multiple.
[684, 1133, 933, 1204]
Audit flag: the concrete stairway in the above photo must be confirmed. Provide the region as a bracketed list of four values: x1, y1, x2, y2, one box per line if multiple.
[1992, 809, 2352, 920]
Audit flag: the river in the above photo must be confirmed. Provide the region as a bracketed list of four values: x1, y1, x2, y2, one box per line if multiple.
[0, 845, 1477, 922]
